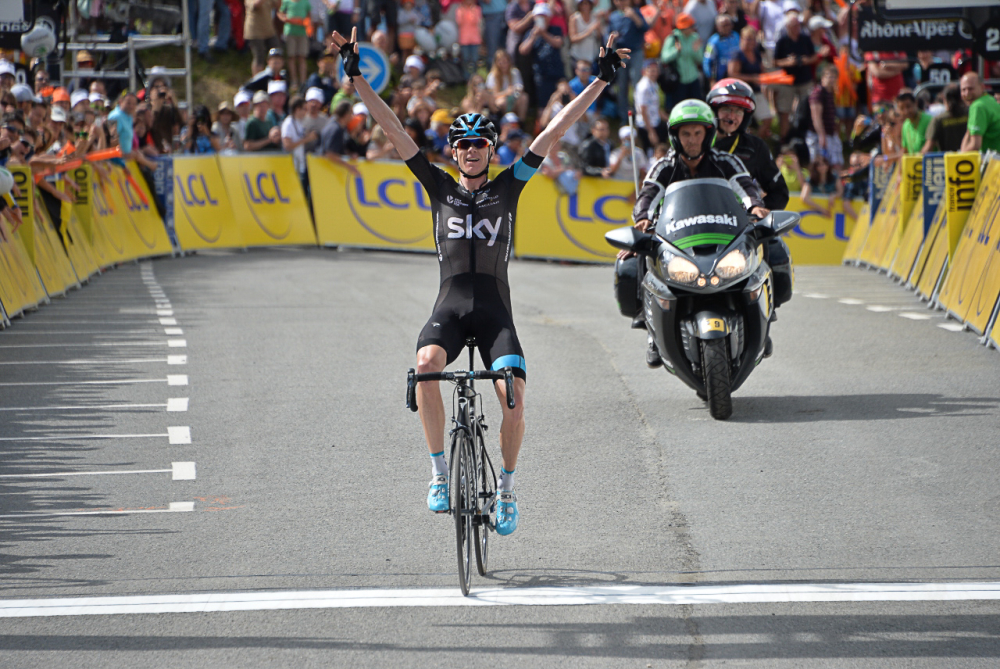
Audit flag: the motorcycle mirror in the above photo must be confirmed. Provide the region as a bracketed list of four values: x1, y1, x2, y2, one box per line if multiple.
[605, 226, 656, 254]
[755, 211, 800, 237]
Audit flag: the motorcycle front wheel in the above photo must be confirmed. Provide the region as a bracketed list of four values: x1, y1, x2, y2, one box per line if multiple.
[701, 339, 733, 420]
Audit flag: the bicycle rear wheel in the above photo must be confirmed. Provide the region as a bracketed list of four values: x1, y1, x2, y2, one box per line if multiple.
[474, 424, 496, 576]
[450, 430, 474, 596]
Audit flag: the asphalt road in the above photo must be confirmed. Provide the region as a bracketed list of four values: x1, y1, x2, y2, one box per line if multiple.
[1, 248, 999, 668]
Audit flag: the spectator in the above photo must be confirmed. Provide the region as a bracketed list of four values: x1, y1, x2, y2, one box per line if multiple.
[406, 74, 441, 114]
[538, 80, 587, 147]
[33, 68, 51, 96]
[246, 0, 282, 76]
[806, 65, 841, 169]
[244, 90, 282, 151]
[214, 102, 241, 151]
[540, 141, 582, 195]
[498, 112, 523, 143]
[326, 0, 357, 45]
[366, 124, 400, 161]
[191, 0, 231, 61]
[487, 50, 528, 119]
[519, 4, 566, 111]
[0, 60, 14, 93]
[912, 50, 955, 88]
[319, 100, 360, 174]
[722, 0, 747, 34]
[661, 13, 703, 107]
[773, 10, 817, 139]
[506, 0, 536, 105]
[425, 108, 452, 158]
[455, 0, 483, 78]
[702, 14, 739, 90]
[266, 79, 288, 125]
[52, 88, 71, 114]
[960, 73, 1000, 153]
[728, 26, 772, 140]
[864, 51, 908, 108]
[801, 153, 852, 218]
[683, 0, 717, 44]
[233, 89, 253, 146]
[756, 0, 785, 59]
[607, 124, 649, 180]
[303, 49, 338, 106]
[71, 90, 89, 115]
[149, 82, 180, 153]
[397, 1, 422, 58]
[921, 84, 967, 154]
[481, 0, 508, 68]
[277, 0, 311, 91]
[496, 129, 526, 165]
[895, 90, 930, 155]
[345, 103, 370, 157]
[460, 74, 492, 115]
[331, 75, 358, 109]
[806, 15, 835, 71]
[608, 0, 649, 121]
[185, 104, 221, 153]
[569, 0, 605, 64]
[302, 88, 328, 152]
[634, 59, 668, 152]
[245, 48, 286, 94]
[403, 117, 432, 160]
[578, 117, 612, 176]
[281, 96, 316, 191]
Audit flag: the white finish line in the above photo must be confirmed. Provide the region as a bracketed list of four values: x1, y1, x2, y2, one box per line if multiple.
[2, 582, 999, 618]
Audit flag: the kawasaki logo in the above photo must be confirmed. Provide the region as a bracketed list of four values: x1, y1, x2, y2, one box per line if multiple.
[663, 214, 739, 234]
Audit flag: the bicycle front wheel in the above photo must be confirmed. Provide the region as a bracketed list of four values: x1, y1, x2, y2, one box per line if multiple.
[450, 430, 474, 596]
[474, 424, 495, 576]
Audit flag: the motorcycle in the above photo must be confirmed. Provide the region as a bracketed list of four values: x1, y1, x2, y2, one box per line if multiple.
[605, 178, 799, 420]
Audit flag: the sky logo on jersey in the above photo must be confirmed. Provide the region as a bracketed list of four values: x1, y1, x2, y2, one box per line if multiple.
[446, 215, 503, 246]
[663, 214, 739, 235]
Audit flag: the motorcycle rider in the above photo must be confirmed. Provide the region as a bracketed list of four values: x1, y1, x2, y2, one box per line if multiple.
[708, 78, 793, 340]
[631, 98, 769, 368]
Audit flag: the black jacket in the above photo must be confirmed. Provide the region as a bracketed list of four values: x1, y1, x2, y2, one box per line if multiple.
[578, 136, 611, 177]
[713, 132, 789, 211]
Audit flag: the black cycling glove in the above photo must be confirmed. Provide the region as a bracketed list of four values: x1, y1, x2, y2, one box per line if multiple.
[596, 48, 624, 83]
[340, 41, 362, 79]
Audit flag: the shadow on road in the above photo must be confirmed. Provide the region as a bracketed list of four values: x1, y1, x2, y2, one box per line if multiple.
[729, 394, 1000, 423]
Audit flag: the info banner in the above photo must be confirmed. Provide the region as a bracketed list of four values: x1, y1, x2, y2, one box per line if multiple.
[217, 154, 318, 247]
[943, 152, 981, 259]
[922, 152, 945, 236]
[8, 165, 33, 263]
[899, 155, 922, 233]
[172, 156, 246, 251]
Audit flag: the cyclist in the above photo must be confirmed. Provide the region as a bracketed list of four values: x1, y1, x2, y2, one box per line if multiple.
[708, 79, 792, 342]
[333, 28, 631, 536]
[631, 98, 769, 367]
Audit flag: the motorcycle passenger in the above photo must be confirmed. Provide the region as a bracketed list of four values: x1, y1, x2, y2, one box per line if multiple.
[708, 79, 793, 333]
[333, 28, 631, 536]
[632, 98, 769, 368]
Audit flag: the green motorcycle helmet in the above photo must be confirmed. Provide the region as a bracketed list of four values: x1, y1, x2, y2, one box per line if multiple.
[667, 99, 717, 160]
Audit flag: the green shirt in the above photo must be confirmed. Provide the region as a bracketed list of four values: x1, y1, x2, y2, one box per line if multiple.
[901, 111, 931, 154]
[968, 93, 1000, 152]
[281, 0, 311, 37]
[661, 31, 703, 85]
[245, 116, 278, 150]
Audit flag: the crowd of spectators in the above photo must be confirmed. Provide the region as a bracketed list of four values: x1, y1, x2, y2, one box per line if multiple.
[3, 0, 1000, 220]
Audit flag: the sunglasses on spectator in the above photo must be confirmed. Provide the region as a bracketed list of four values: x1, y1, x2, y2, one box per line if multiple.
[455, 138, 490, 150]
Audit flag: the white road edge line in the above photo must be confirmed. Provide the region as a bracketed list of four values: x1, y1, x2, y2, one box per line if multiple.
[0, 468, 172, 478]
[0, 403, 168, 412]
[0, 501, 194, 522]
[0, 358, 176, 366]
[900, 312, 933, 320]
[0, 433, 169, 443]
[0, 378, 176, 387]
[1, 582, 1000, 618]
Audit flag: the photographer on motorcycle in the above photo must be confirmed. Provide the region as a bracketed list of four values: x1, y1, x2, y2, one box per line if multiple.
[708, 79, 793, 327]
[629, 99, 768, 367]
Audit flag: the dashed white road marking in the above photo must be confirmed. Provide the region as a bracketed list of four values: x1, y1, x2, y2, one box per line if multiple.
[2, 581, 1000, 618]
[167, 426, 191, 444]
[171, 462, 196, 480]
[801, 293, 829, 299]
[167, 339, 187, 348]
[166, 398, 189, 412]
[159, 318, 177, 325]
[167, 355, 187, 365]
[899, 312, 933, 320]
[938, 322, 966, 332]
[164, 328, 184, 335]
[838, 298, 865, 305]
[156, 310, 174, 317]
[0, 501, 194, 521]
[167, 374, 188, 386]
[865, 305, 900, 312]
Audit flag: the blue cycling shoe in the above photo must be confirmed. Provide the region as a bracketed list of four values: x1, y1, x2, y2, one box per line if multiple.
[428, 475, 449, 513]
[495, 490, 518, 535]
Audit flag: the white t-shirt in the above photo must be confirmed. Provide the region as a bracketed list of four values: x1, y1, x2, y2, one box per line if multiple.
[281, 115, 307, 174]
[634, 76, 660, 130]
[569, 12, 602, 62]
[610, 144, 649, 181]
[486, 68, 524, 94]
[759, 0, 786, 52]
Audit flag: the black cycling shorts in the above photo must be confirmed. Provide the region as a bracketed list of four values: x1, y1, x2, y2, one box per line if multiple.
[416, 281, 526, 381]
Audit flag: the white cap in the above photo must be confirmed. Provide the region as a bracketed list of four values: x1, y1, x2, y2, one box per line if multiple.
[10, 83, 34, 103]
[71, 89, 89, 108]
[807, 15, 833, 30]
[89, 91, 106, 104]
[502, 112, 520, 125]
[404, 55, 425, 73]
[267, 79, 287, 95]
[782, 0, 801, 12]
[51, 106, 67, 123]
[352, 102, 368, 116]
[305, 87, 325, 103]
[0, 60, 14, 76]
[533, 3, 552, 16]
[234, 89, 252, 107]
[252, 90, 269, 104]
[618, 126, 632, 140]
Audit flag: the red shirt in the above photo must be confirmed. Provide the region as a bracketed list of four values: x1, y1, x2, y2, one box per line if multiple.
[865, 51, 907, 106]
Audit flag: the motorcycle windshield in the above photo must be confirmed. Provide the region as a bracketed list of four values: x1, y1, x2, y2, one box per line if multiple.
[655, 179, 750, 250]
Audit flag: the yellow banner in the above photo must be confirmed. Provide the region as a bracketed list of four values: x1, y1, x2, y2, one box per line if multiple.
[9, 165, 34, 263]
[937, 160, 1000, 321]
[30, 192, 79, 295]
[218, 154, 317, 247]
[908, 204, 945, 289]
[858, 170, 901, 267]
[944, 152, 980, 258]
[899, 155, 922, 232]
[889, 199, 924, 281]
[172, 156, 245, 250]
[0, 214, 47, 317]
[915, 209, 950, 299]
[102, 162, 173, 260]
[91, 170, 130, 265]
[69, 163, 93, 243]
[841, 203, 871, 264]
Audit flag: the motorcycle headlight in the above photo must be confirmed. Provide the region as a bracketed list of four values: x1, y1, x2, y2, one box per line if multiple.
[716, 248, 749, 280]
[667, 256, 700, 284]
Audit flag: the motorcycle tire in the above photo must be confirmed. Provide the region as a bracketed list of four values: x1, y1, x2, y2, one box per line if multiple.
[701, 339, 733, 420]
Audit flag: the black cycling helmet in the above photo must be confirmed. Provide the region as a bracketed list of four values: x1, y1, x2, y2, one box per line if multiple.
[448, 112, 498, 148]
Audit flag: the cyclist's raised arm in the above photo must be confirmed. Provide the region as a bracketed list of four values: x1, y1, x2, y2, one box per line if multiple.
[529, 34, 630, 158]
[331, 28, 419, 162]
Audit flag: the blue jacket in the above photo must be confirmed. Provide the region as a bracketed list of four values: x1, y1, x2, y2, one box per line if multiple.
[703, 32, 740, 81]
[608, 10, 649, 53]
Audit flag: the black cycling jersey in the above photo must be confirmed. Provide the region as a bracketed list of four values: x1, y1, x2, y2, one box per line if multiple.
[634, 148, 765, 224]
[405, 149, 544, 378]
[713, 132, 789, 211]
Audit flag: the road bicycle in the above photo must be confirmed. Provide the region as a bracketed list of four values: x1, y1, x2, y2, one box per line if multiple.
[406, 338, 515, 596]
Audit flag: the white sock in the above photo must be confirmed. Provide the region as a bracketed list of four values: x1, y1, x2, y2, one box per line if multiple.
[430, 451, 447, 477]
[498, 466, 515, 492]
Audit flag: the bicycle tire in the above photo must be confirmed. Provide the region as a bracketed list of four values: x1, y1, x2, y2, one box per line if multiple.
[701, 339, 733, 420]
[450, 430, 474, 596]
[474, 424, 495, 576]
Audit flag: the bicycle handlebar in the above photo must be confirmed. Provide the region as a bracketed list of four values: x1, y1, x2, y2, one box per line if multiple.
[406, 368, 516, 412]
